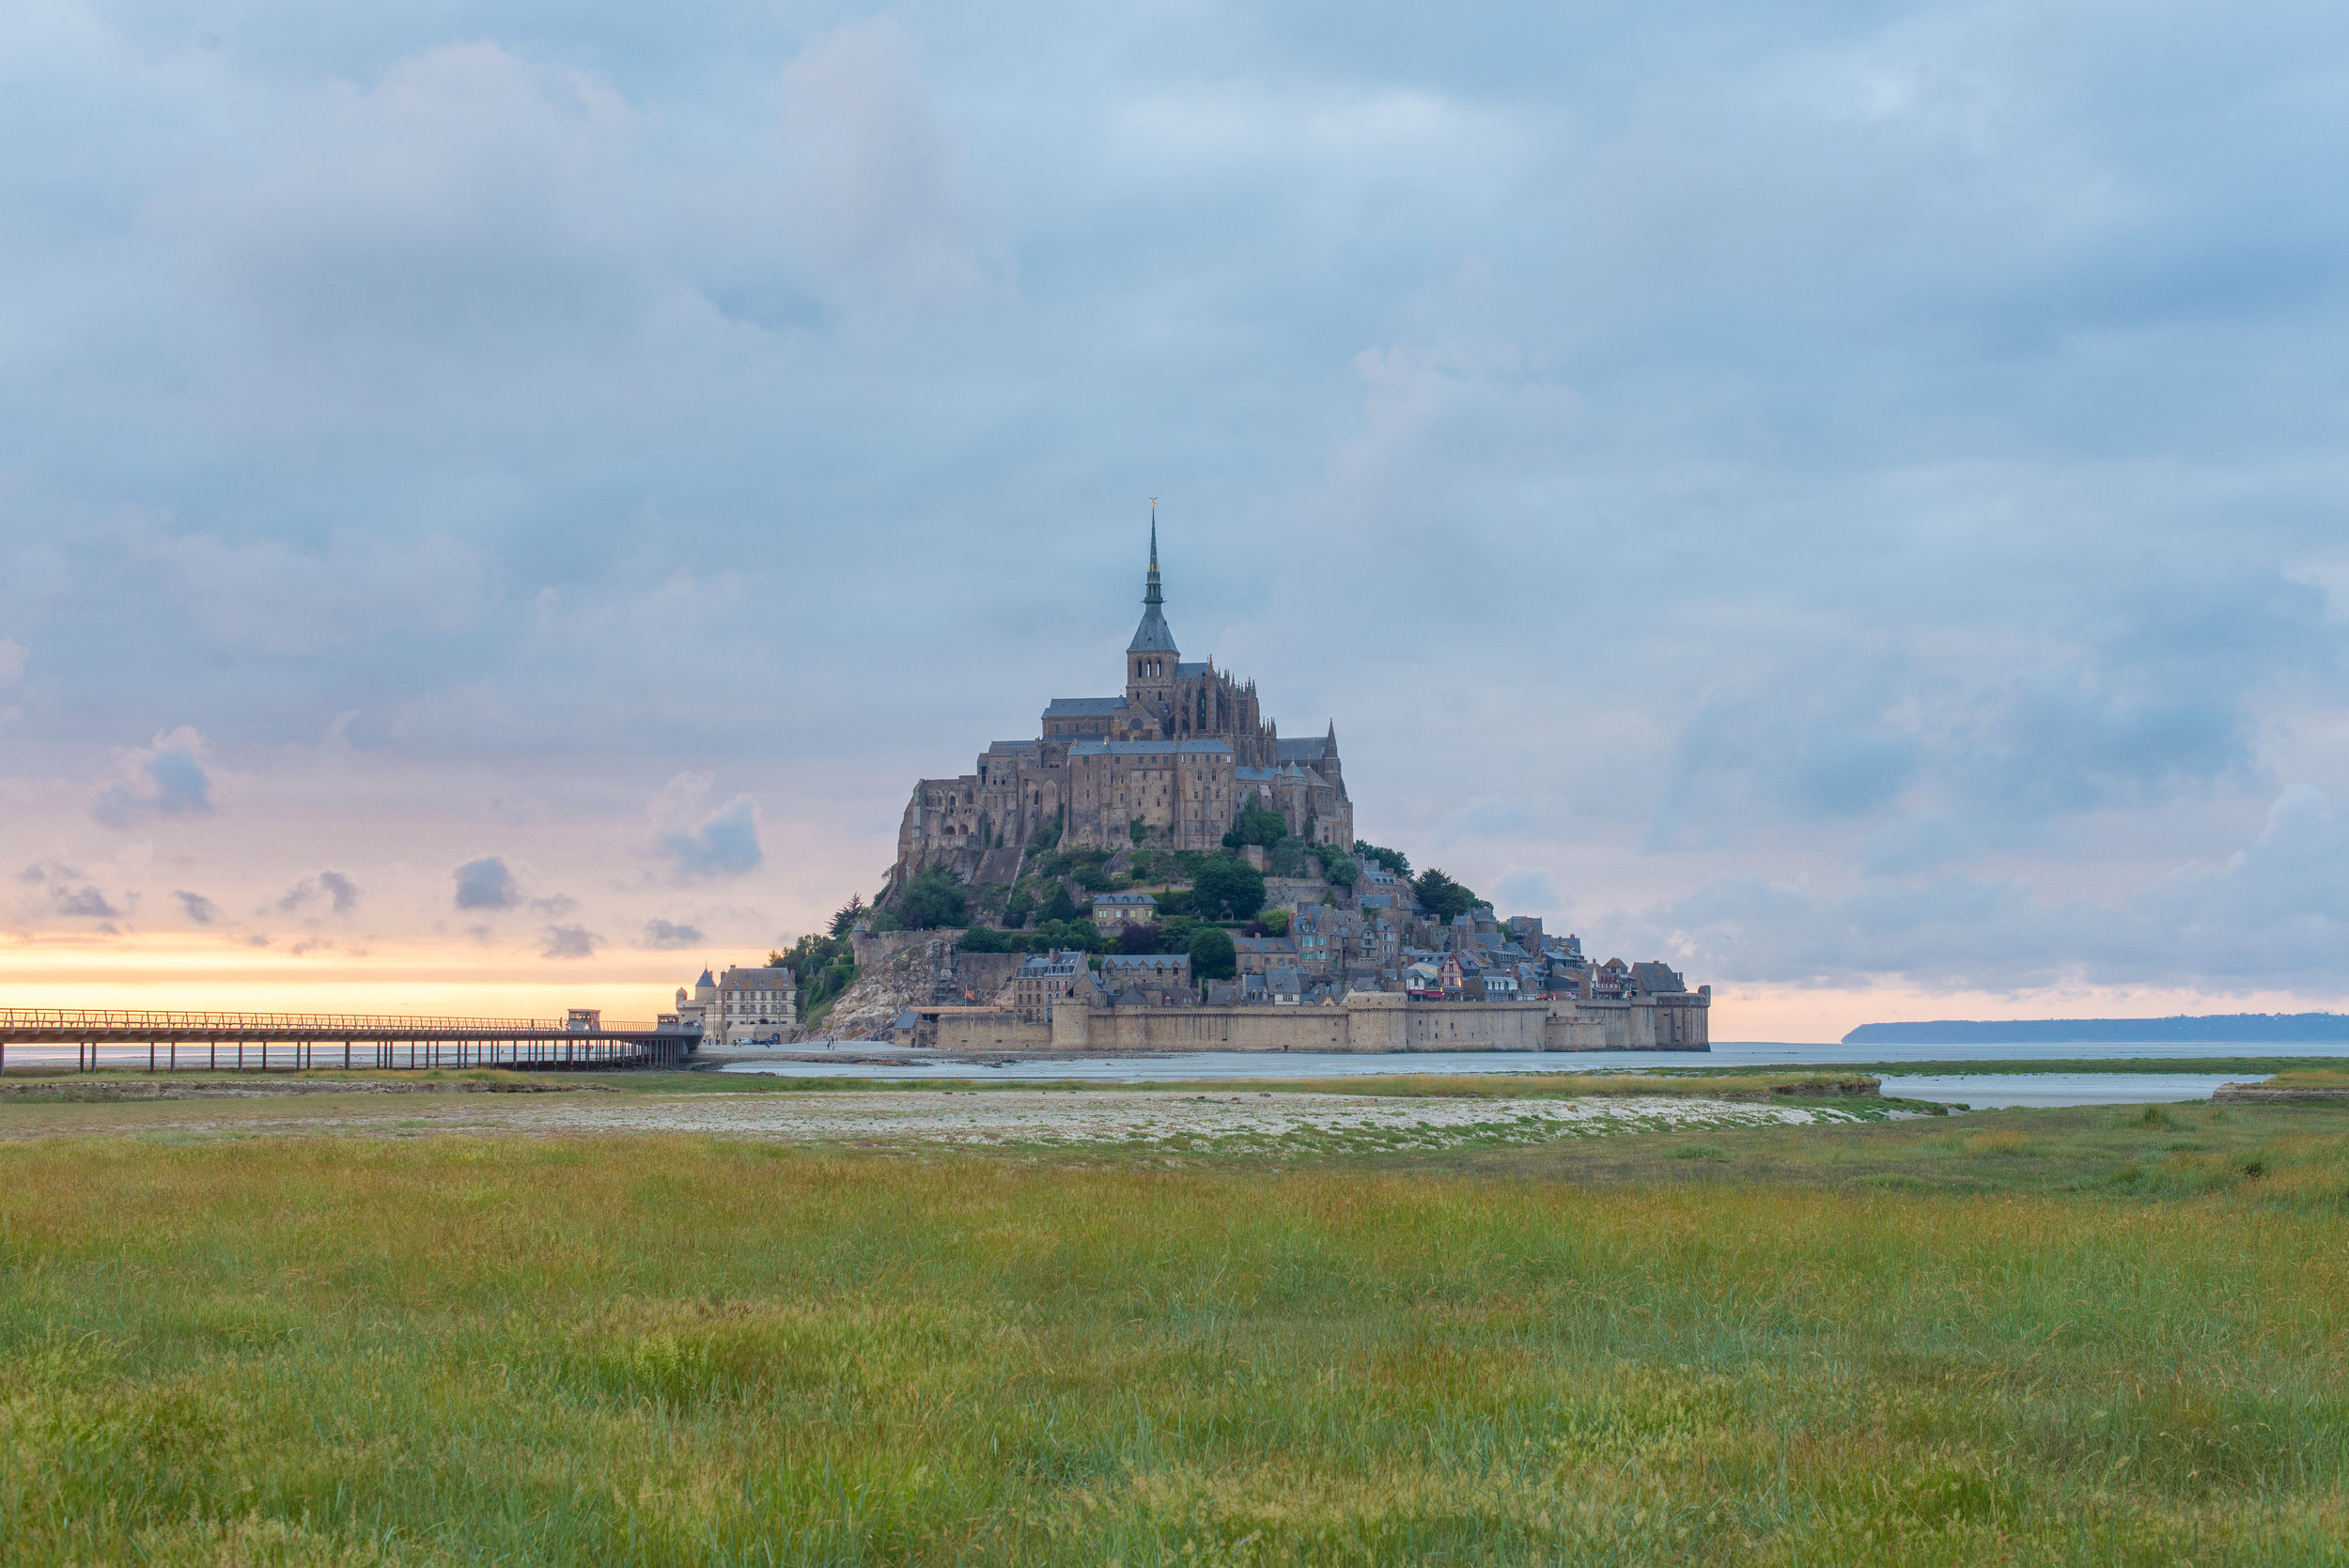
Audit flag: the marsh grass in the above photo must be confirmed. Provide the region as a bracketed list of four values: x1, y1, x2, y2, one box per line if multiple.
[1, 1109, 2346, 1563]
[2265, 1067, 2349, 1090]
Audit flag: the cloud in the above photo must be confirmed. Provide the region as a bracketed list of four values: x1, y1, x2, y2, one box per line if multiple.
[3, 1, 2349, 1017]
[279, 870, 362, 916]
[643, 918, 707, 949]
[772, 16, 1010, 311]
[174, 890, 220, 924]
[452, 856, 520, 909]
[1490, 867, 1561, 915]
[318, 870, 360, 914]
[1618, 785, 2349, 994]
[650, 773, 765, 879]
[539, 924, 601, 958]
[90, 726, 214, 827]
[50, 883, 119, 919]
[146, 529, 496, 658]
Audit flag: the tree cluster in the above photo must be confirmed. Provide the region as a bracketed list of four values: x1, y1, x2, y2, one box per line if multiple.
[1410, 868, 1484, 923]
[771, 932, 857, 1014]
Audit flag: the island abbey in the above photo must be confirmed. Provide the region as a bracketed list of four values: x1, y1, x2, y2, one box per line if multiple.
[892, 525, 1352, 885]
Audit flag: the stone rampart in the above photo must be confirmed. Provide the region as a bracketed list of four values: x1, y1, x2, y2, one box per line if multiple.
[849, 928, 944, 970]
[926, 1011, 1055, 1051]
[1031, 990, 1707, 1053]
[950, 951, 1025, 1001]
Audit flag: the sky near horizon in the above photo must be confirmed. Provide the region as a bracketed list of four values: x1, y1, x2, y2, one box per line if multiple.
[3, 0, 2346, 1040]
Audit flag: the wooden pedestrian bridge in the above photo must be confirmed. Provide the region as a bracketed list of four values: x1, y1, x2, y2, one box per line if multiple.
[0, 1007, 700, 1076]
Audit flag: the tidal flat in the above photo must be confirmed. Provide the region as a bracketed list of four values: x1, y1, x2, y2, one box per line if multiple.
[0, 1088, 2343, 1564]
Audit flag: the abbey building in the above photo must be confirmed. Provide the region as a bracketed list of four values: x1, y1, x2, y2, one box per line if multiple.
[892, 526, 1352, 888]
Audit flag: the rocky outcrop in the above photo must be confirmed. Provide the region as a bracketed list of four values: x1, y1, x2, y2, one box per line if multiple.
[796, 942, 951, 1042]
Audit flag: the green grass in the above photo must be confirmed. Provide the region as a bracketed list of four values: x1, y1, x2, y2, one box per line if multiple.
[1651, 1056, 2349, 1079]
[2264, 1067, 2349, 1090]
[684, 1071, 1899, 1101]
[2, 1106, 2346, 1563]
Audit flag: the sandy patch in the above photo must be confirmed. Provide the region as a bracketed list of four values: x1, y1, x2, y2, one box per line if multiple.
[0, 1089, 1867, 1148]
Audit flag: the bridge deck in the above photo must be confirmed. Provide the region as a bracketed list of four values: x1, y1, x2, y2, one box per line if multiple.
[0, 1009, 699, 1074]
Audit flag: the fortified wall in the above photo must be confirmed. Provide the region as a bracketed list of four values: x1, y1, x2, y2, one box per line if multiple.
[906, 989, 1709, 1053]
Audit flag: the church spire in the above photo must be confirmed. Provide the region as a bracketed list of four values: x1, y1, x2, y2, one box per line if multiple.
[1144, 499, 1162, 606]
[1126, 501, 1179, 656]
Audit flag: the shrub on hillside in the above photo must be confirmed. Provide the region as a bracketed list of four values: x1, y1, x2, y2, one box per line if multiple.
[896, 867, 969, 930]
[1191, 856, 1267, 921]
[1187, 925, 1237, 980]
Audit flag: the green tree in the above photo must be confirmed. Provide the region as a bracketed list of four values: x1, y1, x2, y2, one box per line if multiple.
[1128, 815, 1148, 846]
[1321, 852, 1361, 887]
[1001, 884, 1034, 927]
[955, 925, 1015, 953]
[1260, 908, 1290, 938]
[1412, 868, 1480, 923]
[1223, 795, 1288, 849]
[1191, 856, 1267, 921]
[896, 866, 969, 930]
[1187, 924, 1237, 980]
[828, 893, 866, 937]
[1040, 882, 1078, 924]
[1354, 841, 1411, 878]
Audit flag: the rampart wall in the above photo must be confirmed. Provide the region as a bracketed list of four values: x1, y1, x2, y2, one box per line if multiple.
[914, 991, 1712, 1053]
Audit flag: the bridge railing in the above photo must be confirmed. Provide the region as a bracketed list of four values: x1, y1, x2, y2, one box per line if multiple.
[0, 1007, 563, 1032]
[0, 1008, 698, 1075]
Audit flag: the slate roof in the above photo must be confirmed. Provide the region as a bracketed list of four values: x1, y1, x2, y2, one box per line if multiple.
[1632, 961, 1689, 995]
[1102, 954, 1190, 974]
[719, 967, 793, 990]
[1233, 937, 1298, 955]
[1067, 739, 1233, 756]
[1045, 696, 1128, 718]
[1128, 601, 1179, 653]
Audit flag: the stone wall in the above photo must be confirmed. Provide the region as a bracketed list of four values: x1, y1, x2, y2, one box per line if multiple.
[905, 988, 1710, 1054]
[1035, 990, 1708, 1053]
[849, 927, 945, 971]
[950, 951, 1026, 1002]
[1262, 877, 1333, 910]
[926, 1012, 1055, 1051]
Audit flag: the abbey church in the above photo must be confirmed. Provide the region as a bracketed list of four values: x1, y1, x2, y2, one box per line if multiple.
[892, 525, 1353, 888]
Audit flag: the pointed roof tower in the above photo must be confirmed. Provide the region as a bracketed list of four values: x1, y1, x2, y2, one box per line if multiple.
[1127, 502, 1179, 654]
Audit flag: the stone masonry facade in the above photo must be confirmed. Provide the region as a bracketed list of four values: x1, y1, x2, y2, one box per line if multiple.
[892, 521, 1354, 888]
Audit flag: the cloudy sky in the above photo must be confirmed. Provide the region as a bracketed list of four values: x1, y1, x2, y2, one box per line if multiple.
[3, 0, 2345, 1037]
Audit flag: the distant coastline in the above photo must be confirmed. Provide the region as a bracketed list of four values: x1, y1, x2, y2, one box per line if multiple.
[1843, 1013, 2349, 1045]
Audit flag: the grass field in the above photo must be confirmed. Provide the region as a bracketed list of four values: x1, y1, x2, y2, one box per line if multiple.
[2, 1095, 2345, 1564]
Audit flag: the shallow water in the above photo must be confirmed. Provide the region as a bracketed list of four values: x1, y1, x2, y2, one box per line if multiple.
[720, 1042, 2331, 1106]
[1879, 1073, 2249, 1108]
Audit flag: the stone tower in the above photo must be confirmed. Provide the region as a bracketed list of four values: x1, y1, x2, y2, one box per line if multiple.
[1125, 511, 1179, 726]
